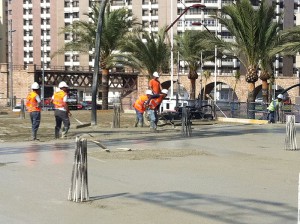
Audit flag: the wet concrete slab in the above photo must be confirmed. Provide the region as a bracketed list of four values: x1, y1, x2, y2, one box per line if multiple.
[0, 123, 299, 224]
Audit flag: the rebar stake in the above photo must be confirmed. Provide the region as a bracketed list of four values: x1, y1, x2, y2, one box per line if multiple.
[112, 103, 121, 128]
[181, 107, 192, 137]
[285, 115, 298, 151]
[68, 137, 89, 202]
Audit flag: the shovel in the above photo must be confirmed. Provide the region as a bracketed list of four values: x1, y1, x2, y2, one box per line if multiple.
[72, 116, 91, 129]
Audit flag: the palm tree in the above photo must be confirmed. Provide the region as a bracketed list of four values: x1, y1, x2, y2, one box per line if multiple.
[175, 30, 213, 99]
[205, 0, 279, 118]
[271, 26, 300, 56]
[55, 5, 136, 109]
[202, 70, 211, 101]
[231, 70, 241, 103]
[118, 29, 170, 79]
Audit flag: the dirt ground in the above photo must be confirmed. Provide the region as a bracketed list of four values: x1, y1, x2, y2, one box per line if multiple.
[0, 109, 139, 142]
[0, 108, 213, 142]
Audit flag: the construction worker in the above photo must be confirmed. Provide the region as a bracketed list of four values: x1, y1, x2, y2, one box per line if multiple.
[26, 82, 41, 141]
[267, 94, 283, 123]
[133, 90, 153, 127]
[149, 71, 162, 94]
[147, 89, 168, 132]
[52, 81, 71, 138]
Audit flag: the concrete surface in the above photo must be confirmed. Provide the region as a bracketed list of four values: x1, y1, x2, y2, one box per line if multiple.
[0, 123, 300, 224]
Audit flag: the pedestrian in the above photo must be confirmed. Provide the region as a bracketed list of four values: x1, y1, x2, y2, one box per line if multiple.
[149, 71, 162, 94]
[26, 82, 41, 141]
[147, 89, 168, 132]
[267, 94, 283, 123]
[52, 81, 71, 138]
[133, 90, 153, 127]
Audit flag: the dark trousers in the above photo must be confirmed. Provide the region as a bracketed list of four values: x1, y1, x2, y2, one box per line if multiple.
[268, 111, 276, 123]
[54, 110, 70, 137]
[30, 111, 41, 137]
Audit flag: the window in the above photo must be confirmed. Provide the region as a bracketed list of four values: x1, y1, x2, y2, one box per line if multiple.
[73, 55, 79, 62]
[65, 55, 71, 62]
[142, 21, 149, 28]
[142, 10, 148, 16]
[72, 1, 79, 7]
[73, 12, 79, 18]
[65, 33, 71, 40]
[65, 0, 71, 7]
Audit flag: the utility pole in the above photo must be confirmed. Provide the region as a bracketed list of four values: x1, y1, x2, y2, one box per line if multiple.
[8, 19, 16, 109]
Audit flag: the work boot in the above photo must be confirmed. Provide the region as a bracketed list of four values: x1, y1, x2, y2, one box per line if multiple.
[61, 127, 69, 138]
[149, 128, 157, 133]
[55, 129, 60, 139]
[134, 118, 138, 127]
[31, 131, 39, 141]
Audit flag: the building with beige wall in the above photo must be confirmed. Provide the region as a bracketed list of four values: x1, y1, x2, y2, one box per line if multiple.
[1, 0, 300, 107]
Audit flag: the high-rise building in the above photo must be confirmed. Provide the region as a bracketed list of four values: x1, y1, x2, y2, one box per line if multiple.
[1, 0, 299, 76]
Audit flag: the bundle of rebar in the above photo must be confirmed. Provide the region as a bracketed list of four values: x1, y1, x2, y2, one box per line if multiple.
[285, 115, 298, 151]
[112, 103, 121, 128]
[181, 107, 192, 137]
[68, 137, 89, 202]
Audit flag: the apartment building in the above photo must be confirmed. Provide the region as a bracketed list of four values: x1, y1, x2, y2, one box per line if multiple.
[0, 0, 299, 75]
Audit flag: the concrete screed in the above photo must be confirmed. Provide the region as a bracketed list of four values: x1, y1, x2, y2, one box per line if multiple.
[0, 122, 299, 224]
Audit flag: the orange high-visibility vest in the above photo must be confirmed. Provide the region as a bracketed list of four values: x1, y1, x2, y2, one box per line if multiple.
[149, 79, 161, 94]
[133, 94, 149, 113]
[26, 91, 41, 112]
[53, 90, 67, 109]
[148, 95, 163, 110]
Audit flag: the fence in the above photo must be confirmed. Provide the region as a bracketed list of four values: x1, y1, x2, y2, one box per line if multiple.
[0, 95, 298, 123]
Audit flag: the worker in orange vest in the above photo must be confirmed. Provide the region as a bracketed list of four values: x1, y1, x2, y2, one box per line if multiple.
[52, 81, 71, 139]
[147, 89, 168, 132]
[133, 90, 153, 127]
[26, 82, 41, 141]
[149, 71, 162, 94]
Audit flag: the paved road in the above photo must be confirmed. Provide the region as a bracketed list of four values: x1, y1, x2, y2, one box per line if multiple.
[0, 123, 299, 224]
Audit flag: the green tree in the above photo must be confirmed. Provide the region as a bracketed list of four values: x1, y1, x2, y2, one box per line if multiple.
[175, 30, 213, 100]
[118, 29, 170, 79]
[271, 26, 300, 56]
[203, 0, 279, 118]
[55, 5, 136, 109]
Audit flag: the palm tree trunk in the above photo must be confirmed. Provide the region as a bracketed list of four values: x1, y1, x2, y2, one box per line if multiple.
[190, 79, 196, 100]
[203, 79, 207, 101]
[261, 80, 268, 103]
[102, 69, 109, 110]
[247, 82, 256, 119]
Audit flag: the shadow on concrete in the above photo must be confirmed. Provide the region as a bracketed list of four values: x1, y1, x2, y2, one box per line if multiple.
[89, 192, 129, 201]
[124, 191, 295, 224]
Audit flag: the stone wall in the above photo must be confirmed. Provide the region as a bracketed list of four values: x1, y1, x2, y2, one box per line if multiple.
[1, 64, 299, 108]
[0, 63, 35, 106]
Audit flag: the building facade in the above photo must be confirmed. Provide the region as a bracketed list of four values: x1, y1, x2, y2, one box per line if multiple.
[0, 0, 299, 73]
[1, 0, 300, 106]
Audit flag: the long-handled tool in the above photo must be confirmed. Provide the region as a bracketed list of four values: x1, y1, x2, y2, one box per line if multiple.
[72, 116, 91, 129]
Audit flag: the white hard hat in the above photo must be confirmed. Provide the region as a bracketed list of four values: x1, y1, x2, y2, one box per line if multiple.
[277, 94, 284, 99]
[58, 81, 69, 88]
[31, 82, 40, 89]
[153, 71, 159, 78]
[145, 90, 153, 95]
[161, 89, 168, 94]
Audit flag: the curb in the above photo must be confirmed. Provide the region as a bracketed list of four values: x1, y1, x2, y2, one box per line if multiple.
[217, 117, 268, 124]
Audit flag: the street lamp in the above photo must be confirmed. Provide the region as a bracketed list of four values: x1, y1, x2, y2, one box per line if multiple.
[41, 37, 46, 110]
[8, 19, 16, 109]
[165, 2, 205, 103]
[191, 21, 218, 102]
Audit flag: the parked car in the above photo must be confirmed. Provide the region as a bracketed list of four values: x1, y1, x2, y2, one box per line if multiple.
[12, 104, 22, 112]
[79, 101, 102, 110]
